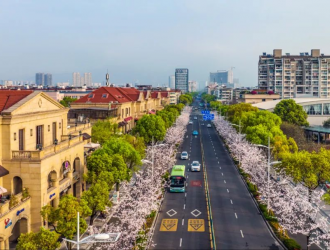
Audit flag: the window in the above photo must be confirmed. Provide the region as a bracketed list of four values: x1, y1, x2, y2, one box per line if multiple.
[102, 94, 108, 98]
[262, 99, 266, 102]
[36, 125, 43, 147]
[30, 129, 33, 136]
[59, 123, 61, 129]
[48, 125, 50, 132]
[19, 129, 24, 150]
[52, 122, 57, 142]
[14, 133, 17, 141]
[88, 94, 94, 98]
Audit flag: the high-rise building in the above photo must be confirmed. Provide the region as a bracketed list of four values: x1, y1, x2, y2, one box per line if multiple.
[84, 73, 92, 87]
[188, 81, 197, 92]
[209, 69, 233, 87]
[258, 49, 330, 99]
[175, 68, 189, 93]
[169, 75, 175, 89]
[73, 72, 81, 87]
[44, 73, 52, 86]
[36, 73, 44, 85]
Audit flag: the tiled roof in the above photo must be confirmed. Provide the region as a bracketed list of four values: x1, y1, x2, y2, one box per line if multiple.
[74, 87, 141, 104]
[0, 90, 33, 112]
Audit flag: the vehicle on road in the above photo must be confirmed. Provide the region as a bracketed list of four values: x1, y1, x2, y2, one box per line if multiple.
[207, 124, 212, 128]
[194, 116, 197, 120]
[181, 151, 188, 159]
[191, 161, 201, 172]
[170, 165, 186, 192]
[192, 130, 199, 135]
[189, 120, 193, 124]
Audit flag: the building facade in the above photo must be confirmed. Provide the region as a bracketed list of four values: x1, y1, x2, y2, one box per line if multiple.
[84, 73, 92, 87]
[73, 72, 81, 87]
[175, 69, 189, 93]
[169, 75, 175, 89]
[210, 69, 233, 87]
[258, 49, 330, 99]
[0, 90, 90, 248]
[188, 81, 197, 92]
[35, 73, 44, 86]
[44, 73, 52, 86]
[71, 87, 170, 133]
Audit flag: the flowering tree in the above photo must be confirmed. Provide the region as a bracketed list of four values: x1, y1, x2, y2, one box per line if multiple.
[212, 112, 329, 249]
[87, 107, 191, 249]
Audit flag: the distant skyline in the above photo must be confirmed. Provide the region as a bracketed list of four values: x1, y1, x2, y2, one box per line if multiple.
[1, 0, 330, 87]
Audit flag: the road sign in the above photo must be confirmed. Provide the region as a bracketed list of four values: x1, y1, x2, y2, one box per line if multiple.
[188, 219, 205, 232]
[201, 110, 210, 115]
[160, 219, 178, 231]
[203, 114, 214, 121]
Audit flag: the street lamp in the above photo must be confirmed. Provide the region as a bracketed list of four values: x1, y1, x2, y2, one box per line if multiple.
[62, 212, 120, 249]
[254, 137, 281, 210]
[142, 139, 165, 182]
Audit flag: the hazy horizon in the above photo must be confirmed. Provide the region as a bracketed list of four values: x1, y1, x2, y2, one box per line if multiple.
[1, 0, 330, 87]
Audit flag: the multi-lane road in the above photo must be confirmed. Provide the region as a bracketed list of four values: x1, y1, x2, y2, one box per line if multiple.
[151, 104, 283, 250]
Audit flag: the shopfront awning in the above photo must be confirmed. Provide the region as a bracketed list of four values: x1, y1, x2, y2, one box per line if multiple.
[82, 133, 91, 140]
[124, 116, 133, 122]
[0, 165, 9, 177]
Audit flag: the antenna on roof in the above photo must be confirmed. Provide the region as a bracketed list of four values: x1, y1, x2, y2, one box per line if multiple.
[106, 70, 110, 87]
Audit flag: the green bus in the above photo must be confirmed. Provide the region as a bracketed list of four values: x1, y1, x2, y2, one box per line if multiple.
[170, 165, 186, 193]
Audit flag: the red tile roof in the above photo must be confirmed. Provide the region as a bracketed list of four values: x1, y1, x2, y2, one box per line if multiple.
[0, 90, 33, 112]
[74, 87, 141, 104]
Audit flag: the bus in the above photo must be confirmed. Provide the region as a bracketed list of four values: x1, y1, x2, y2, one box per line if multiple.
[170, 165, 186, 193]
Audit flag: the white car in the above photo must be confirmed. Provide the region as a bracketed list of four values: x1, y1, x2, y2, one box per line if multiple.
[207, 124, 212, 128]
[194, 116, 197, 120]
[191, 161, 201, 172]
[181, 151, 188, 160]
[189, 120, 193, 124]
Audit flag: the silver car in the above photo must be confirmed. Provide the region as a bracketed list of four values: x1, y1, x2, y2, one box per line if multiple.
[181, 151, 188, 160]
[191, 161, 201, 172]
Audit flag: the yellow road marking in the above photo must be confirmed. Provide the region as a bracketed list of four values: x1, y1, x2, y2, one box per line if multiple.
[188, 219, 205, 232]
[160, 219, 178, 231]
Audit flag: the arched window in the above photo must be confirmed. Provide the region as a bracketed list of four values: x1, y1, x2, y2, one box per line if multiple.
[13, 176, 23, 195]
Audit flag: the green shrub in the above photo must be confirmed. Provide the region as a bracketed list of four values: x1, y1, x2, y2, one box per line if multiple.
[9, 195, 19, 209]
[259, 203, 267, 213]
[162, 172, 170, 181]
[283, 238, 301, 250]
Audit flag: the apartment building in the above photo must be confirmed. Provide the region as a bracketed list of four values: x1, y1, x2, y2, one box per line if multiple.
[214, 86, 233, 104]
[258, 49, 330, 99]
[0, 90, 91, 248]
[70, 87, 171, 133]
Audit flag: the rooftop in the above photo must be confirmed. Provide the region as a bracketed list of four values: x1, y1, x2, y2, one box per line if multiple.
[253, 98, 330, 110]
[0, 90, 33, 112]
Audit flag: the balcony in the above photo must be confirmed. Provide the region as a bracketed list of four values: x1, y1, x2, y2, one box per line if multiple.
[0, 192, 30, 218]
[12, 135, 83, 161]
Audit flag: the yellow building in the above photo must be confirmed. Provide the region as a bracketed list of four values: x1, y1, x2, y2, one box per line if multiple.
[0, 90, 91, 248]
[239, 93, 281, 104]
[70, 87, 171, 133]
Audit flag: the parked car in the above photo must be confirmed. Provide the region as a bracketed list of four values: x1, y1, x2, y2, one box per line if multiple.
[192, 130, 199, 135]
[191, 161, 201, 172]
[181, 151, 188, 160]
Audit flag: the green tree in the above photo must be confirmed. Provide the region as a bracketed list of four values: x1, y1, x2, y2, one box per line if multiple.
[210, 101, 222, 110]
[91, 119, 119, 144]
[59, 96, 78, 107]
[41, 195, 92, 247]
[179, 94, 193, 105]
[201, 93, 216, 103]
[102, 137, 142, 170]
[274, 99, 309, 126]
[17, 227, 60, 250]
[156, 110, 175, 128]
[226, 103, 258, 122]
[278, 148, 330, 201]
[82, 180, 111, 225]
[123, 134, 146, 159]
[133, 114, 166, 143]
[323, 118, 330, 128]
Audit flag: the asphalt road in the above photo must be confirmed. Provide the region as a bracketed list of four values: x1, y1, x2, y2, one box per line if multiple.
[151, 102, 283, 250]
[151, 108, 211, 250]
[201, 114, 283, 250]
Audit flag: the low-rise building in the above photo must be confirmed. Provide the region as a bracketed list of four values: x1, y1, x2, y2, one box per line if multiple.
[70, 87, 172, 133]
[239, 93, 280, 104]
[0, 90, 91, 248]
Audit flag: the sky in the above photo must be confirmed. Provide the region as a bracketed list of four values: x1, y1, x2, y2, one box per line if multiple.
[1, 0, 330, 88]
